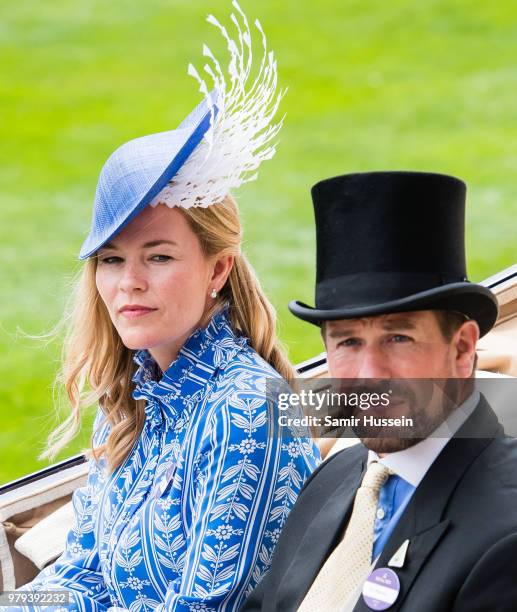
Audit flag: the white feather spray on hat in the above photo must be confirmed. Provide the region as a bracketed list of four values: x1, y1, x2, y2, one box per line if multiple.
[149, 0, 285, 209]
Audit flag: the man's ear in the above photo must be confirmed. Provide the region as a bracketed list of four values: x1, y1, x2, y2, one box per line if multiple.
[210, 254, 234, 292]
[453, 320, 479, 378]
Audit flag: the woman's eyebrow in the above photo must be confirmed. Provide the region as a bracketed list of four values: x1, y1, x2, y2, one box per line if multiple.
[100, 242, 117, 250]
[142, 240, 178, 248]
[100, 240, 178, 250]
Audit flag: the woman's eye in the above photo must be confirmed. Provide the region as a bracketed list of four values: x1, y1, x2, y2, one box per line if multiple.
[150, 255, 172, 262]
[99, 256, 123, 265]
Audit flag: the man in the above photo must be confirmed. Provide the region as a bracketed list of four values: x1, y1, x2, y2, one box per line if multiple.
[243, 171, 517, 611]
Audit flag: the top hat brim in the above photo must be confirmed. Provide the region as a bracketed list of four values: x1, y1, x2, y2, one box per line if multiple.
[289, 282, 498, 338]
[79, 92, 218, 260]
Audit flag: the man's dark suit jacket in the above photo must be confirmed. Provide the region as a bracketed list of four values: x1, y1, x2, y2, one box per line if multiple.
[243, 396, 517, 611]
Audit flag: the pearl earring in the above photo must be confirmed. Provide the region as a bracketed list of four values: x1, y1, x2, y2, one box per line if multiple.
[210, 288, 217, 298]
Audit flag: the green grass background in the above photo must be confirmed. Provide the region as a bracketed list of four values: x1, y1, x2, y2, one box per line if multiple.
[1, 0, 515, 484]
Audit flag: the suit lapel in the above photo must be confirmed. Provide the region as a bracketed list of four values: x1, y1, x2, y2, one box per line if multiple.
[352, 396, 503, 611]
[278, 445, 368, 610]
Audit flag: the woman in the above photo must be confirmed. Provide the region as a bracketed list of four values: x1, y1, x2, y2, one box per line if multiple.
[11, 4, 320, 611]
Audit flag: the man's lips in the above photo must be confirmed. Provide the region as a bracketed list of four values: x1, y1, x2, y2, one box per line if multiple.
[119, 305, 158, 319]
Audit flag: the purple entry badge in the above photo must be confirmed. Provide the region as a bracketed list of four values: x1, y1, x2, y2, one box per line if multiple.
[362, 567, 400, 610]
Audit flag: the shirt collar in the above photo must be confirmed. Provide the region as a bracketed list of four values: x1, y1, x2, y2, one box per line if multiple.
[368, 390, 480, 487]
[132, 307, 248, 429]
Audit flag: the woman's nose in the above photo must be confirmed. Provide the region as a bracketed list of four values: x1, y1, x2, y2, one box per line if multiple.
[118, 261, 148, 293]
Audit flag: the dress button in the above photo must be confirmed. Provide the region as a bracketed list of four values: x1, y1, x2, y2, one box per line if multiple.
[376, 508, 386, 520]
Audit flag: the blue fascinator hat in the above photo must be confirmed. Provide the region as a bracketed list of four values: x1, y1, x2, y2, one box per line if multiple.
[79, 94, 218, 259]
[79, 0, 285, 260]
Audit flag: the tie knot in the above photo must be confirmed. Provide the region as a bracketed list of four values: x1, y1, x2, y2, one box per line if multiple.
[361, 461, 394, 492]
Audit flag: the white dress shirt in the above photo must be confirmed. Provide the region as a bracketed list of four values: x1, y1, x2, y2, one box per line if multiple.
[369, 390, 480, 486]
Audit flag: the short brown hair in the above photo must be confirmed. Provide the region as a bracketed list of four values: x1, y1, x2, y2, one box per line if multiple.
[433, 310, 469, 341]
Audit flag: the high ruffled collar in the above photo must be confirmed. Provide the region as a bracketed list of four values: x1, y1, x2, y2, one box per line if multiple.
[132, 308, 248, 430]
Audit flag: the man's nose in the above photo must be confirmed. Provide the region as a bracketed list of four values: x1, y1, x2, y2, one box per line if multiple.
[118, 261, 148, 293]
[356, 346, 391, 379]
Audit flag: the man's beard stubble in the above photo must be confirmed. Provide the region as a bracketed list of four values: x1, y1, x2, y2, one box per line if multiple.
[347, 379, 466, 454]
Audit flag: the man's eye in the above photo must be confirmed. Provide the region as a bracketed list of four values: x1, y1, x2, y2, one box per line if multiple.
[150, 255, 172, 262]
[337, 338, 360, 348]
[390, 334, 412, 343]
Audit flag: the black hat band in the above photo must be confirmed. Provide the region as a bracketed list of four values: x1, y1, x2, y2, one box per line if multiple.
[316, 271, 469, 310]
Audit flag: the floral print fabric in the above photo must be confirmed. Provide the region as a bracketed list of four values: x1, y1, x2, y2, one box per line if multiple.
[12, 311, 320, 611]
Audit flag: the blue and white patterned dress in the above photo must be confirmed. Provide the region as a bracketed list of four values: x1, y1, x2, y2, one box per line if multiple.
[14, 311, 320, 611]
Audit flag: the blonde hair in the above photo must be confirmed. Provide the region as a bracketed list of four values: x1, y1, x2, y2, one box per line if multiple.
[42, 195, 293, 471]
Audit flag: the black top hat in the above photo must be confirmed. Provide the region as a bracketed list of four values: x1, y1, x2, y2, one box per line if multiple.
[289, 171, 498, 337]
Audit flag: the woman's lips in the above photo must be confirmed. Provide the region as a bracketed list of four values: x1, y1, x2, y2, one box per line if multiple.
[119, 307, 157, 319]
